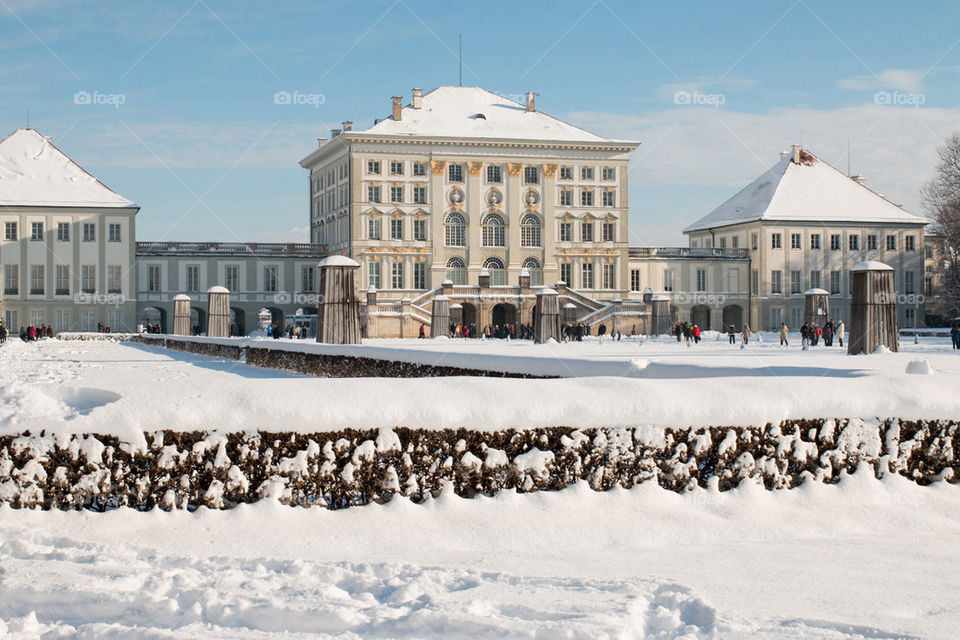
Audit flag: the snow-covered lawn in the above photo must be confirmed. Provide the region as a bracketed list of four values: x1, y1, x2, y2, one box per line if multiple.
[0, 334, 957, 440]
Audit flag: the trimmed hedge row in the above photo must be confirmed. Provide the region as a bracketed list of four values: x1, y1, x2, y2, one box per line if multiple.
[0, 419, 956, 512]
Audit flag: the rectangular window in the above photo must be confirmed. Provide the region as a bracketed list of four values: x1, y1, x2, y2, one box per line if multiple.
[810, 270, 821, 289]
[80, 310, 95, 332]
[602, 222, 615, 242]
[56, 310, 70, 332]
[810, 234, 821, 249]
[925, 276, 933, 296]
[904, 271, 915, 295]
[108, 223, 121, 242]
[57, 222, 70, 242]
[581, 262, 594, 289]
[413, 219, 427, 241]
[368, 262, 381, 289]
[412, 162, 426, 176]
[4, 310, 17, 330]
[524, 166, 539, 184]
[602, 263, 616, 290]
[602, 167, 615, 181]
[55, 264, 70, 295]
[771, 270, 782, 295]
[448, 164, 463, 182]
[580, 189, 594, 206]
[301, 265, 314, 292]
[4, 264, 18, 295]
[791, 233, 801, 249]
[147, 265, 162, 293]
[367, 185, 381, 203]
[602, 190, 615, 207]
[751, 233, 758, 250]
[367, 160, 380, 174]
[790, 270, 801, 294]
[82, 265, 95, 293]
[732, 236, 740, 248]
[225, 265, 239, 293]
[560, 189, 572, 206]
[771, 233, 782, 249]
[390, 185, 403, 203]
[107, 265, 121, 293]
[31, 222, 43, 241]
[697, 269, 707, 292]
[830, 270, 841, 295]
[751, 269, 759, 296]
[886, 235, 896, 251]
[663, 269, 674, 292]
[368, 218, 381, 240]
[559, 222, 572, 242]
[905, 307, 916, 328]
[630, 269, 641, 292]
[391, 262, 404, 289]
[390, 218, 403, 240]
[486, 165, 502, 183]
[4, 222, 17, 241]
[413, 262, 425, 290]
[413, 186, 426, 204]
[560, 263, 572, 286]
[905, 235, 915, 251]
[559, 166, 573, 180]
[831, 234, 841, 250]
[263, 265, 278, 293]
[390, 160, 403, 175]
[83, 223, 96, 242]
[186, 265, 200, 292]
[867, 234, 877, 250]
[719, 237, 727, 248]
[849, 235, 859, 250]
[581, 166, 594, 180]
[30, 264, 44, 294]
[581, 221, 594, 242]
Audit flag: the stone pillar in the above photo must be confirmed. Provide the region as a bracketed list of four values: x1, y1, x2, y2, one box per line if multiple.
[430, 295, 450, 337]
[849, 261, 898, 355]
[317, 256, 361, 344]
[563, 302, 578, 324]
[651, 295, 671, 335]
[804, 288, 830, 326]
[365, 286, 378, 339]
[400, 297, 411, 339]
[642, 286, 653, 304]
[611, 297, 623, 333]
[534, 288, 562, 343]
[172, 294, 191, 336]
[449, 303, 463, 326]
[442, 279, 454, 296]
[519, 267, 531, 290]
[206, 286, 230, 338]
[478, 268, 491, 289]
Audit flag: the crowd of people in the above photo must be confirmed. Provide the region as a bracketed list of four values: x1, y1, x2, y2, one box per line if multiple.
[18, 324, 53, 341]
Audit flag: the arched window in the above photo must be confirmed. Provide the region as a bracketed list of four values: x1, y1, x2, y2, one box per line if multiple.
[482, 213, 506, 247]
[446, 257, 467, 285]
[483, 257, 506, 286]
[520, 214, 541, 248]
[522, 257, 542, 286]
[444, 213, 466, 247]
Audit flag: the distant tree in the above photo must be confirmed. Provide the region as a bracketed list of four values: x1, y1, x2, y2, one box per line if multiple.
[921, 133, 960, 318]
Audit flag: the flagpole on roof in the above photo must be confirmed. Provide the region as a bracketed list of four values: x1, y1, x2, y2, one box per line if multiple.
[459, 34, 462, 87]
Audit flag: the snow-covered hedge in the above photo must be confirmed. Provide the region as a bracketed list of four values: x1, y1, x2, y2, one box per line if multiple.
[0, 419, 956, 511]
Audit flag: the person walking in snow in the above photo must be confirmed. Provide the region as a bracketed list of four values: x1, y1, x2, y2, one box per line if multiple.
[741, 323, 751, 345]
[727, 324, 736, 345]
[822, 321, 834, 347]
[598, 322, 607, 344]
[779, 322, 789, 346]
[837, 320, 845, 348]
[950, 317, 960, 349]
[693, 324, 701, 344]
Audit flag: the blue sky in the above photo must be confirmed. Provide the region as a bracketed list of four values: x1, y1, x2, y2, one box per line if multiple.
[2, 0, 959, 245]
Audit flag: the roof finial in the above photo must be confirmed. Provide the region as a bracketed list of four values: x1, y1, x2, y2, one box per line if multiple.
[458, 34, 462, 87]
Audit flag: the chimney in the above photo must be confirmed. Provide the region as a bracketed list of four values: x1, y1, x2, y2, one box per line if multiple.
[525, 91, 536, 112]
[791, 144, 801, 164]
[779, 150, 789, 160]
[341, 120, 353, 132]
[391, 96, 402, 121]
[317, 137, 327, 148]
[851, 174, 867, 186]
[412, 88, 423, 109]
[330, 128, 340, 139]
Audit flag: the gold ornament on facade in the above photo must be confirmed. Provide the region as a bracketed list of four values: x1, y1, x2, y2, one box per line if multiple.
[506, 162, 522, 177]
[467, 161, 483, 176]
[430, 160, 446, 175]
[542, 164, 558, 178]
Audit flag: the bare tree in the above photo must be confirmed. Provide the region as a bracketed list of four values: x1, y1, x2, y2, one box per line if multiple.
[921, 133, 960, 319]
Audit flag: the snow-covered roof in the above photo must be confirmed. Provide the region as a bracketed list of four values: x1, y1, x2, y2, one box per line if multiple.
[684, 149, 927, 233]
[318, 255, 359, 268]
[357, 87, 624, 144]
[0, 129, 136, 208]
[850, 261, 894, 272]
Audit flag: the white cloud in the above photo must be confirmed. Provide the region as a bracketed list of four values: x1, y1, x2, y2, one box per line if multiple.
[837, 68, 924, 93]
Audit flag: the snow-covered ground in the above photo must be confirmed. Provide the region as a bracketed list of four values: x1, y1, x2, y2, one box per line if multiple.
[0, 333, 957, 441]
[2, 336, 959, 638]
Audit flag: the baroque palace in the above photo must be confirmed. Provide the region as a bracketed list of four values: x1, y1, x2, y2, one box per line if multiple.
[0, 86, 938, 336]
